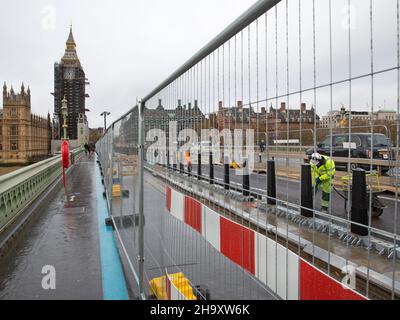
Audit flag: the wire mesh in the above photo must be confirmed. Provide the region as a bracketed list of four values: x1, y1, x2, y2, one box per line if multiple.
[96, 0, 400, 300]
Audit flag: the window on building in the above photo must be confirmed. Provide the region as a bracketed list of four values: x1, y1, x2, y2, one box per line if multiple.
[11, 141, 18, 151]
[10, 126, 18, 136]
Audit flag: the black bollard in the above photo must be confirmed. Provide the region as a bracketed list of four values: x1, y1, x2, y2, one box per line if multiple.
[188, 164, 192, 177]
[243, 174, 250, 196]
[167, 150, 170, 169]
[243, 159, 250, 197]
[351, 169, 368, 236]
[209, 152, 214, 185]
[197, 153, 202, 180]
[301, 164, 313, 218]
[224, 157, 230, 190]
[173, 163, 177, 172]
[267, 160, 276, 205]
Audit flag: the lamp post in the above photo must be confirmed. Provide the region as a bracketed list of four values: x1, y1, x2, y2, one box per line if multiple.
[61, 96, 68, 140]
[100, 111, 111, 133]
[52, 112, 58, 140]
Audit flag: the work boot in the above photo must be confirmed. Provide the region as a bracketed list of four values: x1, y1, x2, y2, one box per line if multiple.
[321, 206, 329, 213]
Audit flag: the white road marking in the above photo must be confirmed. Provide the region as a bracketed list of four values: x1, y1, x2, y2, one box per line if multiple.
[378, 196, 400, 203]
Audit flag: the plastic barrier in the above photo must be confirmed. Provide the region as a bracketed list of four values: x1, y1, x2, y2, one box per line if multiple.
[184, 196, 202, 233]
[165, 185, 367, 301]
[149, 272, 197, 300]
[300, 260, 365, 300]
[112, 184, 121, 197]
[255, 233, 299, 300]
[220, 217, 255, 274]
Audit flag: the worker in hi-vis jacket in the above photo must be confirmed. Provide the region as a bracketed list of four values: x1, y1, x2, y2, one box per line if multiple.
[309, 152, 336, 213]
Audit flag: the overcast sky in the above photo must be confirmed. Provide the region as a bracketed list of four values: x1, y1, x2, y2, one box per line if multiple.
[0, 0, 259, 128]
[1, 0, 398, 129]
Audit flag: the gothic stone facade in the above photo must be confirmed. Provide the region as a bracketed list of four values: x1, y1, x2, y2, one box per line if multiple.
[54, 27, 87, 140]
[0, 83, 51, 164]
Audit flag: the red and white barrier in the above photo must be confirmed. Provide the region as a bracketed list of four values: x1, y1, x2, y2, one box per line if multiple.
[166, 187, 171, 212]
[170, 188, 184, 221]
[166, 273, 185, 300]
[220, 217, 255, 274]
[202, 205, 221, 251]
[300, 260, 365, 300]
[184, 196, 202, 233]
[255, 233, 299, 300]
[165, 185, 367, 300]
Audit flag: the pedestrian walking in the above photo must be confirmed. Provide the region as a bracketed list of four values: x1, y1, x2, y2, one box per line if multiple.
[84, 143, 89, 158]
[259, 140, 266, 153]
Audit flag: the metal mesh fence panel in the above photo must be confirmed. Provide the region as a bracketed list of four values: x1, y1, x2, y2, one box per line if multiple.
[97, 0, 400, 300]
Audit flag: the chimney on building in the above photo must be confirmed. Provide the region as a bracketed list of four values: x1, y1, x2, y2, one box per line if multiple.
[218, 101, 223, 109]
[194, 100, 198, 108]
[261, 107, 266, 114]
[237, 101, 243, 108]
[301, 103, 306, 112]
[158, 99, 162, 108]
[178, 99, 182, 107]
[280, 102, 286, 111]
[188, 102, 192, 111]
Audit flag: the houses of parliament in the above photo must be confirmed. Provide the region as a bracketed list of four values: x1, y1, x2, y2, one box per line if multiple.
[0, 83, 51, 165]
[0, 26, 88, 165]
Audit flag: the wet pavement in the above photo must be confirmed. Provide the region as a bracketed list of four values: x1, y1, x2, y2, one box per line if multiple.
[0, 157, 103, 300]
[0, 152, 276, 300]
[110, 153, 277, 300]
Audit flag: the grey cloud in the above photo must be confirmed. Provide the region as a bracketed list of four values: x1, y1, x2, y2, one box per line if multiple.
[0, 0, 257, 128]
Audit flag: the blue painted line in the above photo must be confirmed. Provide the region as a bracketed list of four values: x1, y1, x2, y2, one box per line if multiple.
[95, 156, 129, 300]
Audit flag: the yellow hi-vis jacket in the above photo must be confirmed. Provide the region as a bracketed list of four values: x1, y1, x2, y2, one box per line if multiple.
[310, 155, 336, 193]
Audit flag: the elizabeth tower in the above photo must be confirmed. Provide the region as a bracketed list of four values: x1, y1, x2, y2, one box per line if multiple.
[54, 26, 87, 140]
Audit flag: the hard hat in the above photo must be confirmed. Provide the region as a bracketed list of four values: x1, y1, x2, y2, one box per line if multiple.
[310, 152, 322, 166]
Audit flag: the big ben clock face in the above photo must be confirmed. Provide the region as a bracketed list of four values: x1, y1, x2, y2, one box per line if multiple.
[64, 68, 74, 80]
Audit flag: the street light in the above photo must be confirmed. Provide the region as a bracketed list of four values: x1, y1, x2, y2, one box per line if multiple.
[61, 96, 68, 140]
[100, 111, 111, 133]
[52, 112, 59, 140]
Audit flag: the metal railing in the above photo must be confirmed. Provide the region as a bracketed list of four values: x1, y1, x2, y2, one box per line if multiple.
[0, 148, 83, 236]
[97, 0, 400, 300]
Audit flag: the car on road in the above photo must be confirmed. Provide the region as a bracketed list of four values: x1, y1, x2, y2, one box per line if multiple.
[305, 133, 394, 174]
[190, 141, 213, 155]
